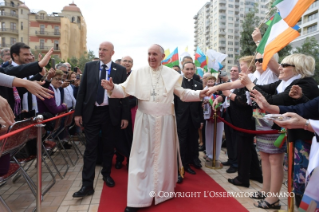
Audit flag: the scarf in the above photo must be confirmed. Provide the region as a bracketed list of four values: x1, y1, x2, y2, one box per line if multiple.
[13, 87, 21, 116]
[276, 74, 301, 94]
[50, 84, 61, 106]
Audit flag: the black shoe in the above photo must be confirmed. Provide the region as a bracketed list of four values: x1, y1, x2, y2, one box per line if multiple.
[250, 176, 263, 183]
[185, 165, 196, 175]
[192, 158, 202, 169]
[124, 206, 139, 212]
[228, 178, 249, 188]
[72, 185, 94, 198]
[103, 176, 115, 187]
[177, 174, 183, 184]
[198, 145, 205, 151]
[226, 166, 238, 173]
[222, 161, 231, 166]
[115, 161, 122, 169]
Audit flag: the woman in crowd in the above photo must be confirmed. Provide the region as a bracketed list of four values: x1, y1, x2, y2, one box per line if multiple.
[240, 54, 319, 209]
[37, 70, 67, 115]
[211, 55, 263, 189]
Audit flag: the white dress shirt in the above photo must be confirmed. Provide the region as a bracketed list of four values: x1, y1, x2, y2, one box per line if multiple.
[64, 85, 76, 109]
[95, 60, 112, 106]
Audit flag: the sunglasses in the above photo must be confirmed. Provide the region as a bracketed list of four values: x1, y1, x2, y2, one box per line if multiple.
[280, 63, 295, 68]
[255, 58, 263, 63]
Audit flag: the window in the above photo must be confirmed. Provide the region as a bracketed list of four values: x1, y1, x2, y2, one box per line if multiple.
[307, 24, 317, 33]
[21, 37, 23, 42]
[54, 40, 59, 50]
[21, 9, 23, 14]
[228, 4, 233, 8]
[21, 22, 23, 30]
[229, 54, 234, 58]
[228, 48, 233, 51]
[1, 37, 5, 46]
[228, 23, 233, 27]
[10, 37, 16, 45]
[40, 25, 45, 34]
[228, 29, 233, 33]
[11, 10, 16, 16]
[228, 10, 234, 14]
[54, 26, 59, 35]
[220, 41, 226, 44]
[228, 60, 233, 64]
[71, 16, 75, 22]
[1, 22, 5, 29]
[40, 13, 44, 19]
[228, 35, 233, 39]
[228, 17, 233, 21]
[228, 41, 233, 45]
[40, 39, 45, 49]
[10, 22, 16, 30]
[235, 42, 239, 46]
[0, 10, 4, 15]
[307, 13, 318, 22]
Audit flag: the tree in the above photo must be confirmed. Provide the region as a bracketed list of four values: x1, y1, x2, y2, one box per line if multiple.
[69, 50, 95, 71]
[293, 37, 319, 83]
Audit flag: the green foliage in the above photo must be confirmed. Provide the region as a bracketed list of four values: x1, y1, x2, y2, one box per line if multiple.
[68, 50, 95, 71]
[293, 37, 319, 83]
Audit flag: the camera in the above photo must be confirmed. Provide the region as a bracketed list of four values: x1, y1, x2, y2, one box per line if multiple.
[66, 80, 75, 84]
[74, 67, 78, 72]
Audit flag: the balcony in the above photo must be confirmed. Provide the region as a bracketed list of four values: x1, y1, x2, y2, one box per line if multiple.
[0, 43, 11, 48]
[35, 31, 61, 37]
[0, 28, 18, 34]
[0, 12, 18, 19]
[35, 15, 61, 23]
[35, 46, 60, 51]
[0, 2, 19, 8]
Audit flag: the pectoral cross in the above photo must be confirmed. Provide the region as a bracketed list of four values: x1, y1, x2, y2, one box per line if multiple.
[150, 89, 157, 101]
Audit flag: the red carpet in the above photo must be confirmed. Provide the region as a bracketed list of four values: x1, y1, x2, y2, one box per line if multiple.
[98, 163, 248, 212]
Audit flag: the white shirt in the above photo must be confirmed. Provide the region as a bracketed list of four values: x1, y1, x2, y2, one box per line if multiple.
[253, 68, 278, 86]
[64, 85, 76, 109]
[95, 60, 112, 106]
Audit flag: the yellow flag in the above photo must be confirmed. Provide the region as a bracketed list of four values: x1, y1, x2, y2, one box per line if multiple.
[164, 49, 170, 59]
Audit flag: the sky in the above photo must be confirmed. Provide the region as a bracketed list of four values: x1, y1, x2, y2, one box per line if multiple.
[24, 0, 210, 69]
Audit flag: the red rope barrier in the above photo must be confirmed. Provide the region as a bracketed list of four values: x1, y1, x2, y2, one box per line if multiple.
[217, 116, 280, 135]
[0, 111, 74, 141]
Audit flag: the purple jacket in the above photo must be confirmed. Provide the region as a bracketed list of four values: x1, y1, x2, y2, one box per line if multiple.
[37, 86, 67, 115]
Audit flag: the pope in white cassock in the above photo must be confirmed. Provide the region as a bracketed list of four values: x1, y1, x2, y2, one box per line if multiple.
[101, 44, 208, 212]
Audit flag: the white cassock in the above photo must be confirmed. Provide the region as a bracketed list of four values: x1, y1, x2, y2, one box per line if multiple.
[108, 65, 201, 207]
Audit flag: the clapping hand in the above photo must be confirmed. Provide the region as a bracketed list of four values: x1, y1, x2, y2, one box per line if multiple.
[101, 78, 114, 90]
[289, 85, 303, 99]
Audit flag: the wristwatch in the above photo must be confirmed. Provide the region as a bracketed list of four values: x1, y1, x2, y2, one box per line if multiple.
[304, 120, 309, 130]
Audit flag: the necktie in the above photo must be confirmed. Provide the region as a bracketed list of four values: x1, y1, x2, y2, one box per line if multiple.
[96, 64, 107, 105]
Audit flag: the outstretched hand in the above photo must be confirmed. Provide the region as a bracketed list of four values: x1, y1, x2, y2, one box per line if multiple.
[250, 89, 269, 110]
[199, 89, 209, 98]
[207, 86, 218, 96]
[26, 80, 54, 100]
[38, 48, 54, 68]
[101, 77, 114, 90]
[0, 95, 15, 125]
[274, 112, 306, 130]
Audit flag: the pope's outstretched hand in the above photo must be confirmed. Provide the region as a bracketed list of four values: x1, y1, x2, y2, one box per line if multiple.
[101, 77, 114, 91]
[200, 89, 209, 98]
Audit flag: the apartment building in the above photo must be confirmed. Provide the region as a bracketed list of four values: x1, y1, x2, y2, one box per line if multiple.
[194, 0, 267, 71]
[0, 0, 87, 60]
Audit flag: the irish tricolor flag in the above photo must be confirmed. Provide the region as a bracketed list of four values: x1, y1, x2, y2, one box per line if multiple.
[272, 0, 315, 27]
[257, 13, 300, 70]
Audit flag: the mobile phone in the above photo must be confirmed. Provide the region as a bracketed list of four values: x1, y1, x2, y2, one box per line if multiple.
[66, 80, 75, 84]
[237, 61, 241, 73]
[74, 67, 78, 72]
[76, 74, 80, 80]
[51, 58, 55, 70]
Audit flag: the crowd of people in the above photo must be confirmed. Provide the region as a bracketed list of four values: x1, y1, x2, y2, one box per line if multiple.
[0, 28, 319, 212]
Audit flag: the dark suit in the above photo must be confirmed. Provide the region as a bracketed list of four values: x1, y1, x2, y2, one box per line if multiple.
[74, 61, 129, 187]
[174, 78, 204, 166]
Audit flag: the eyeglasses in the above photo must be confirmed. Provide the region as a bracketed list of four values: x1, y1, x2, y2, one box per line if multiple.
[255, 58, 263, 63]
[280, 63, 295, 68]
[53, 78, 63, 81]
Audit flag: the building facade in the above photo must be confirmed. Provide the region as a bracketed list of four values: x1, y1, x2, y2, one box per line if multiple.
[194, 0, 267, 72]
[0, 0, 87, 60]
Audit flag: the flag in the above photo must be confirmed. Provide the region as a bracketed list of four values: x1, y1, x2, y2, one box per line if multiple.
[196, 67, 204, 78]
[265, 15, 274, 26]
[195, 47, 207, 68]
[256, 13, 300, 70]
[272, 0, 315, 27]
[164, 49, 170, 60]
[162, 48, 179, 68]
[206, 49, 227, 74]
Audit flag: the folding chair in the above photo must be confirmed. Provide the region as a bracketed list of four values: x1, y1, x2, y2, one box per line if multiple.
[52, 111, 79, 166]
[0, 119, 36, 211]
[42, 114, 69, 179]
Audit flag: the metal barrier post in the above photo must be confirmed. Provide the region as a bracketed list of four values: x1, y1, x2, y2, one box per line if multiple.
[34, 115, 45, 212]
[205, 110, 223, 169]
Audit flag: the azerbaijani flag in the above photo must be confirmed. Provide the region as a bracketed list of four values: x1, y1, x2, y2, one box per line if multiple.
[162, 48, 179, 68]
[256, 13, 300, 70]
[195, 47, 207, 68]
[265, 15, 274, 26]
[272, 0, 315, 27]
